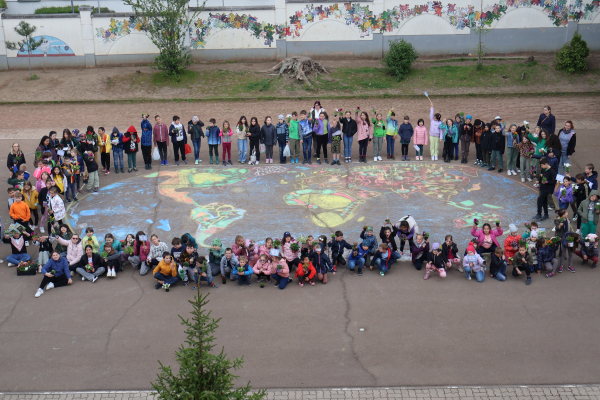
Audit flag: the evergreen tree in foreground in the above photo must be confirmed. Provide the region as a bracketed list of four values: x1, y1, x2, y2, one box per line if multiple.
[152, 290, 266, 400]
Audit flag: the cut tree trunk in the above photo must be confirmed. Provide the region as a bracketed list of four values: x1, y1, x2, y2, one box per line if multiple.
[270, 56, 329, 87]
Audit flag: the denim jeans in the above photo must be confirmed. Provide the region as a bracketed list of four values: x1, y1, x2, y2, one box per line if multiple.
[413, 257, 425, 271]
[302, 136, 312, 161]
[272, 274, 289, 290]
[65, 181, 76, 200]
[192, 139, 201, 161]
[238, 139, 247, 162]
[153, 272, 179, 286]
[376, 255, 398, 272]
[236, 274, 251, 285]
[491, 150, 503, 169]
[464, 266, 485, 282]
[278, 137, 287, 162]
[386, 135, 395, 156]
[113, 148, 124, 170]
[558, 152, 569, 174]
[7, 253, 31, 265]
[494, 262, 507, 281]
[343, 134, 353, 158]
[348, 258, 365, 271]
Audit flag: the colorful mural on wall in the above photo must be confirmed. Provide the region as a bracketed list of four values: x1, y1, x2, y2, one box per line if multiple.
[95, 16, 148, 42]
[95, 1, 600, 48]
[64, 164, 537, 251]
[17, 36, 74, 57]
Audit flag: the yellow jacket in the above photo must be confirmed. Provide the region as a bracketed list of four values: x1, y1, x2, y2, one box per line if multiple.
[101, 133, 112, 153]
[54, 174, 64, 193]
[153, 260, 177, 278]
[22, 189, 39, 209]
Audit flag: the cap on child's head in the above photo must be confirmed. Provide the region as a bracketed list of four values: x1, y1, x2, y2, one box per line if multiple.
[509, 224, 518, 233]
[495, 116, 502, 120]
[193, 116, 198, 122]
[278, 114, 284, 120]
[467, 243, 476, 253]
[366, 226, 373, 232]
[587, 234, 598, 244]
[466, 114, 472, 120]
[315, 246, 322, 252]
[432, 242, 440, 250]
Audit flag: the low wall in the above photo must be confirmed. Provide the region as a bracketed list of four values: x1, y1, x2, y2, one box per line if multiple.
[0, 0, 599, 69]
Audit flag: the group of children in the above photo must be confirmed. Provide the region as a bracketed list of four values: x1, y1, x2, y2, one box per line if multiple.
[1, 205, 596, 298]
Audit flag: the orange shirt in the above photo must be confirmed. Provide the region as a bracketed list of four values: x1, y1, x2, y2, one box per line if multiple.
[10, 201, 30, 222]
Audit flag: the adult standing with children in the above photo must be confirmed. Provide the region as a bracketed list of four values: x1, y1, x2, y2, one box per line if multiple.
[557, 120, 576, 175]
[537, 105, 556, 137]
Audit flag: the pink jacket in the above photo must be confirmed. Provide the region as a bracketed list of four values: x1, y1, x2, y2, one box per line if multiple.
[355, 115, 373, 141]
[134, 240, 151, 262]
[414, 125, 428, 146]
[233, 240, 258, 263]
[270, 259, 289, 278]
[258, 244, 273, 259]
[470, 226, 504, 247]
[56, 236, 84, 265]
[282, 242, 300, 262]
[253, 259, 272, 275]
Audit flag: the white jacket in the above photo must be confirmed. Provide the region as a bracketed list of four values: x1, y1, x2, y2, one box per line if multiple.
[50, 194, 66, 220]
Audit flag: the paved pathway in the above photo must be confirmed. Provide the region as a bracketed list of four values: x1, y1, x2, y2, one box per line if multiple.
[2, 385, 600, 399]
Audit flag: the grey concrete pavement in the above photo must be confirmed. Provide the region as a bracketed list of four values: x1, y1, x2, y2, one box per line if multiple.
[2, 385, 600, 399]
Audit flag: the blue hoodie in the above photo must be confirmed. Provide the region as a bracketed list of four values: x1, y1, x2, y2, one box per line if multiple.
[206, 126, 221, 146]
[42, 257, 71, 279]
[141, 119, 153, 147]
[359, 231, 378, 253]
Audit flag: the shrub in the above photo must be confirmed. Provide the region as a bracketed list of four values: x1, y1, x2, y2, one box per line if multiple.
[382, 39, 419, 81]
[0, 0, 7, 9]
[34, 6, 114, 14]
[554, 32, 589, 73]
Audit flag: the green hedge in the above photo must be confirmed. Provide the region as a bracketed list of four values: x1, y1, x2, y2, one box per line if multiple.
[0, 0, 7, 9]
[34, 5, 114, 14]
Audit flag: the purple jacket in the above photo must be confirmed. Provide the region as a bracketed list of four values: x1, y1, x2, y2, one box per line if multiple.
[411, 241, 429, 262]
[554, 185, 574, 204]
[471, 226, 504, 247]
[312, 119, 332, 143]
[429, 107, 443, 139]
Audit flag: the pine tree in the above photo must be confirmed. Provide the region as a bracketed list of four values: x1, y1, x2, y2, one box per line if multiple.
[5, 21, 43, 80]
[152, 290, 266, 400]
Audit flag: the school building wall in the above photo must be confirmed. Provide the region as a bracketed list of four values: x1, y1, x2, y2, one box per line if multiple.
[0, 0, 599, 69]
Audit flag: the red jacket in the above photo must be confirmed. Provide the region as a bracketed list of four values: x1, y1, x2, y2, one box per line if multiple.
[123, 125, 140, 153]
[295, 261, 316, 280]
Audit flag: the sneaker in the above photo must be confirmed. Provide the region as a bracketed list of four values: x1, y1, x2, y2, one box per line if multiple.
[192, 284, 198, 290]
[182, 280, 189, 286]
[221, 276, 226, 284]
[155, 283, 162, 289]
[521, 178, 525, 182]
[307, 160, 311, 165]
[92, 276, 98, 283]
[223, 161, 227, 166]
[336, 160, 341, 165]
[573, 215, 578, 221]
[423, 273, 430, 280]
[309, 280, 315, 286]
[82, 276, 85, 281]
[163, 162, 168, 167]
[546, 272, 554, 278]
[182, 159, 187, 164]
[458, 266, 464, 273]
[66, 198, 71, 203]
[330, 160, 337, 165]
[73, 197, 78, 202]
[467, 275, 472, 280]
[195, 159, 199, 165]
[317, 159, 322, 165]
[526, 277, 531, 285]
[35, 288, 44, 298]
[121, 167, 125, 173]
[238, 283, 242, 287]
[498, 169, 503, 173]
[333, 265, 337, 272]
[592, 263, 597, 269]
[256, 161, 259, 165]
[405, 156, 410, 161]
[533, 183, 539, 188]
[299, 281, 304, 287]
[228, 160, 233, 165]
[324, 159, 329, 164]
[380, 271, 385, 276]
[568, 266, 575, 273]
[527, 177, 532, 182]
[40, 227, 45, 233]
[378, 156, 382, 161]
[358, 270, 363, 276]
[507, 170, 512, 176]
[541, 214, 549, 221]
[558, 266, 563, 273]
[105, 170, 110, 175]
[46, 282, 55, 291]
[533, 214, 542, 220]
[474, 160, 479, 165]
[374, 157, 378, 162]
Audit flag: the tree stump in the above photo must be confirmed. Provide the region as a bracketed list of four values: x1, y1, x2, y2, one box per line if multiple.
[270, 56, 329, 87]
